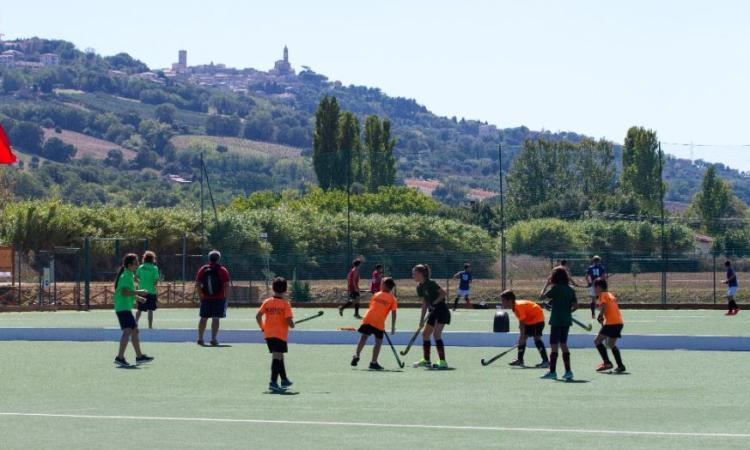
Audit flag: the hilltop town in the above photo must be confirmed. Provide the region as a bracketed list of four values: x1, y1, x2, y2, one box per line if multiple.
[1, 37, 337, 101]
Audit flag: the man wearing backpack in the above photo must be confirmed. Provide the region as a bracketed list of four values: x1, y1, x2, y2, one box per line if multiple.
[195, 250, 231, 346]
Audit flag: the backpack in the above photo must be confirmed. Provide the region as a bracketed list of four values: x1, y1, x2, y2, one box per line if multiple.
[201, 264, 223, 297]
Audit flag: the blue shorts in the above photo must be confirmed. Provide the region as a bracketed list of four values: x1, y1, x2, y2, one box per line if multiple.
[199, 299, 227, 318]
[116, 311, 137, 330]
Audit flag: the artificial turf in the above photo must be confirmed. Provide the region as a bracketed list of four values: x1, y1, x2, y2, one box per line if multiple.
[0, 307, 747, 336]
[1, 341, 749, 450]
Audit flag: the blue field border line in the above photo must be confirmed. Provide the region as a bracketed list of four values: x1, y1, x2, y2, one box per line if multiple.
[1, 327, 749, 351]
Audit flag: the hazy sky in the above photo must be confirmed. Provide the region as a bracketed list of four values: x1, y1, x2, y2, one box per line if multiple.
[3, 0, 749, 169]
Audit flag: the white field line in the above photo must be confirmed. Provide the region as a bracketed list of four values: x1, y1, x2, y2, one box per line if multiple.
[0, 412, 748, 439]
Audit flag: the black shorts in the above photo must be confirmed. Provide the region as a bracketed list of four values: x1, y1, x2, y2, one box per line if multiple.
[599, 324, 623, 339]
[137, 294, 158, 312]
[426, 302, 451, 326]
[522, 322, 544, 338]
[266, 338, 288, 353]
[549, 325, 570, 345]
[358, 324, 384, 339]
[199, 299, 227, 318]
[348, 291, 361, 301]
[116, 310, 137, 330]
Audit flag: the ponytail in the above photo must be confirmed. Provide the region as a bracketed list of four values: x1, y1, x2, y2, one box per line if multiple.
[413, 264, 431, 280]
[115, 253, 139, 289]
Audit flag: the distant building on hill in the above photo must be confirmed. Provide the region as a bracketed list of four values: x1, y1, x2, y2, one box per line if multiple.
[39, 53, 60, 66]
[270, 45, 294, 76]
[172, 49, 188, 72]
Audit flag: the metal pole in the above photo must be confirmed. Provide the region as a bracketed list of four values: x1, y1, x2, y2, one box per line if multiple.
[75, 248, 81, 309]
[10, 247, 16, 306]
[51, 254, 56, 305]
[658, 142, 666, 305]
[181, 234, 187, 300]
[499, 144, 507, 291]
[347, 146, 352, 267]
[200, 152, 205, 254]
[713, 252, 717, 305]
[202, 156, 218, 222]
[84, 237, 91, 309]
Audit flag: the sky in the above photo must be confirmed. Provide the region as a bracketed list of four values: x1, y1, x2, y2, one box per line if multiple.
[2, 0, 750, 170]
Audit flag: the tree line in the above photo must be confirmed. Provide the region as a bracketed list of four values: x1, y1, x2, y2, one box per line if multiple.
[312, 96, 397, 193]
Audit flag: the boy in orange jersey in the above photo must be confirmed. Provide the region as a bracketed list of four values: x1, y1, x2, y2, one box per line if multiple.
[593, 279, 626, 373]
[500, 290, 549, 368]
[256, 277, 295, 393]
[351, 277, 398, 370]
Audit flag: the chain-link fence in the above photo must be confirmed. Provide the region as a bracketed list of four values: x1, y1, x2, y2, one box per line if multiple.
[1, 225, 747, 308]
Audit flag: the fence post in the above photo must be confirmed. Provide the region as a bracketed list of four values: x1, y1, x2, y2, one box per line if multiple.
[181, 234, 187, 300]
[84, 237, 91, 309]
[114, 239, 121, 269]
[713, 253, 717, 305]
[17, 249, 22, 306]
[13, 248, 18, 305]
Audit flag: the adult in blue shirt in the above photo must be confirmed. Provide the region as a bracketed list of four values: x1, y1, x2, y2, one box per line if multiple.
[585, 256, 606, 319]
[723, 260, 739, 315]
[452, 263, 473, 310]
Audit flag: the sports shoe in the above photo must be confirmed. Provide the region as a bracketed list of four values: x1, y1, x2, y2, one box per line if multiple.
[733, 308, 740, 315]
[725, 311, 734, 316]
[596, 362, 613, 372]
[535, 361, 550, 369]
[540, 371, 557, 380]
[197, 340, 205, 346]
[413, 358, 431, 368]
[338, 307, 344, 317]
[114, 357, 130, 367]
[369, 362, 384, 371]
[136, 354, 154, 364]
[614, 366, 627, 374]
[563, 371, 574, 381]
[269, 382, 286, 393]
[508, 359, 524, 367]
[436, 360, 449, 370]
[280, 379, 294, 388]
[351, 355, 360, 367]
[210, 340, 219, 346]
[353, 314, 363, 319]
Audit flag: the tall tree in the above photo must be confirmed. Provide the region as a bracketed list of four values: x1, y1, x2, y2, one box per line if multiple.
[312, 96, 340, 190]
[578, 138, 616, 205]
[621, 127, 663, 214]
[363, 116, 397, 192]
[691, 165, 748, 235]
[381, 119, 397, 187]
[337, 112, 361, 189]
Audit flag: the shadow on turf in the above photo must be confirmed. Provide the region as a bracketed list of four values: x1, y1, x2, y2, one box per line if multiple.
[263, 390, 300, 396]
[198, 344, 233, 348]
[352, 368, 404, 373]
[553, 379, 590, 384]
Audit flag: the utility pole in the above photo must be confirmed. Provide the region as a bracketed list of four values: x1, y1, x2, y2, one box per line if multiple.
[200, 152, 205, 256]
[499, 144, 507, 291]
[346, 147, 352, 267]
[658, 142, 666, 304]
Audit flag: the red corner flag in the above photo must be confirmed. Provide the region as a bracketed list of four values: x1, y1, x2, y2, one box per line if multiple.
[0, 124, 17, 164]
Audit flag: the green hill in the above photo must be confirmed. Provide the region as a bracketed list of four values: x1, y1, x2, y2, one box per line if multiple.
[1, 37, 748, 207]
